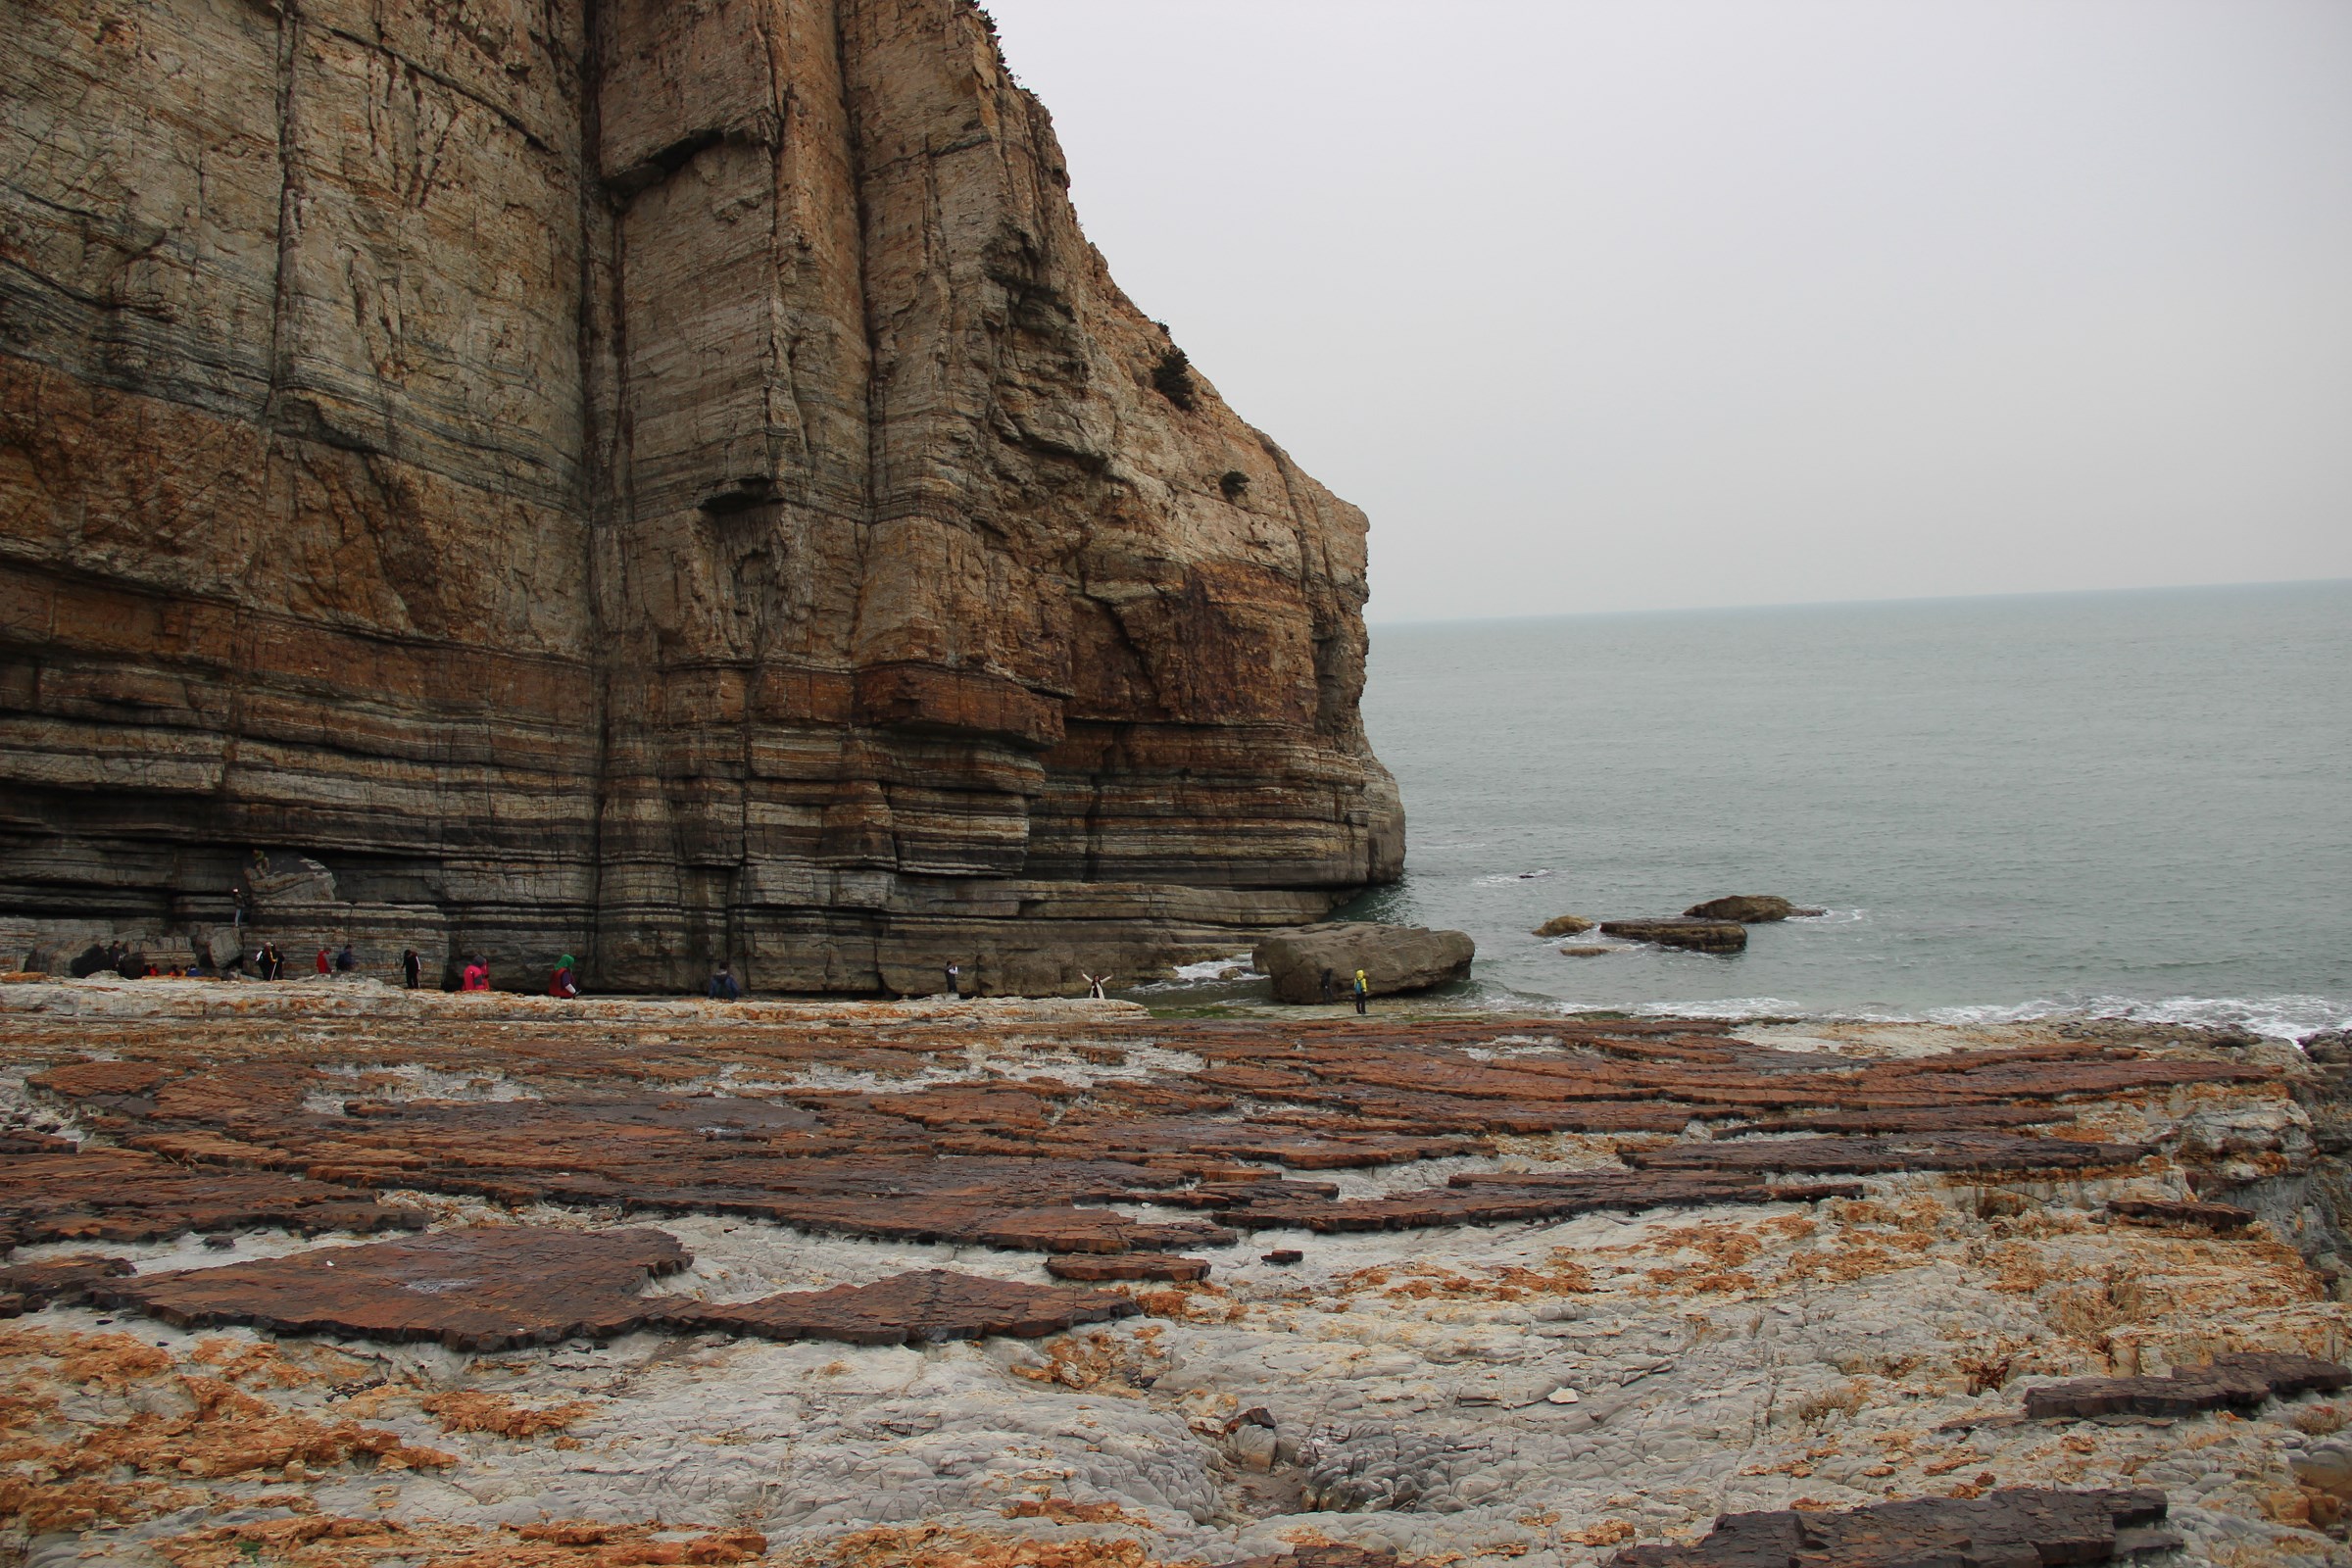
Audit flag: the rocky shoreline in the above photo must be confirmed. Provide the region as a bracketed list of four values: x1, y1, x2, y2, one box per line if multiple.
[2, 982, 2349, 1565]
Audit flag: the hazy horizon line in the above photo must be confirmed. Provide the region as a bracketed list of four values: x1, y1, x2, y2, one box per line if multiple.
[1363, 571, 2352, 630]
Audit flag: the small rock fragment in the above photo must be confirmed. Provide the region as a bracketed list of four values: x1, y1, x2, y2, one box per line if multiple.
[1045, 1252, 1209, 1282]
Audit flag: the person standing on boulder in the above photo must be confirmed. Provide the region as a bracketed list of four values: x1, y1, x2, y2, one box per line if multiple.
[945, 962, 960, 1000]
[315, 946, 330, 976]
[1352, 968, 1369, 1014]
[1319, 968, 1337, 1005]
[402, 949, 421, 989]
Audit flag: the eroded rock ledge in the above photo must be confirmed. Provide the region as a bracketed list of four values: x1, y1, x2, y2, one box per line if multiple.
[2, 986, 2349, 1565]
[0, 0, 1401, 994]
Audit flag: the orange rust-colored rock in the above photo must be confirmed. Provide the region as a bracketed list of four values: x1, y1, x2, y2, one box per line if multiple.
[96, 1228, 691, 1351]
[0, 1150, 424, 1249]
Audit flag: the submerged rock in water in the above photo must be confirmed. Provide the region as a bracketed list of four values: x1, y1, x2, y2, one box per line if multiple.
[1600, 918, 1748, 953]
[1252, 922, 1476, 1004]
[1682, 895, 1820, 922]
[1559, 944, 1621, 956]
[1534, 914, 1596, 937]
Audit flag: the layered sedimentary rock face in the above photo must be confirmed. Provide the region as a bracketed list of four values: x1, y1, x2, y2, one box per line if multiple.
[0, 0, 1401, 991]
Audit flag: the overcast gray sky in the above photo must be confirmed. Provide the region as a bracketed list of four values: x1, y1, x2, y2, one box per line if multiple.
[982, 1, 2352, 622]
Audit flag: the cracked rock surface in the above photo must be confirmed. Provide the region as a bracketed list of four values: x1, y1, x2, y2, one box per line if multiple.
[2, 983, 2349, 1567]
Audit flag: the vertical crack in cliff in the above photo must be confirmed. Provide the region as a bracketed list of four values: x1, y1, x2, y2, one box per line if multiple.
[576, 0, 615, 977]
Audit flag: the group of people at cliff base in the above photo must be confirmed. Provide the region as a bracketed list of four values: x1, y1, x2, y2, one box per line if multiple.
[241, 942, 361, 980]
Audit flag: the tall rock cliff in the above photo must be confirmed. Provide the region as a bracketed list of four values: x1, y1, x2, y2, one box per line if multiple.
[0, 0, 1403, 992]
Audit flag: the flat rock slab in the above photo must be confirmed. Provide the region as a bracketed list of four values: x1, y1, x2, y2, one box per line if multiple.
[0, 1149, 426, 1247]
[1218, 1549, 1433, 1568]
[1219, 1172, 1864, 1233]
[1045, 1252, 1210, 1282]
[1598, 919, 1747, 953]
[96, 1227, 692, 1351]
[0, 1252, 135, 1307]
[2107, 1197, 2255, 1229]
[1611, 1487, 2175, 1566]
[2024, 1352, 2352, 1419]
[12, 1021, 2259, 1256]
[673, 1269, 1136, 1346]
[1623, 1132, 2147, 1177]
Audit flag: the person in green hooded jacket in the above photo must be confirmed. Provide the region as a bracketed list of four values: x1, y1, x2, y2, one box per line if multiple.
[549, 955, 579, 999]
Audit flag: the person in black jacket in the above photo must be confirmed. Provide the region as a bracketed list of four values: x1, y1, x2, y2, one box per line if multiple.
[402, 949, 421, 989]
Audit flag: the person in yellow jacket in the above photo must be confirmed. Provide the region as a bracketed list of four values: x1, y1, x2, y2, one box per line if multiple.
[1352, 968, 1369, 1014]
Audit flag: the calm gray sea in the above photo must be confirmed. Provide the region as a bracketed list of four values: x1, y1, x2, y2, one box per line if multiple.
[1160, 580, 2352, 1037]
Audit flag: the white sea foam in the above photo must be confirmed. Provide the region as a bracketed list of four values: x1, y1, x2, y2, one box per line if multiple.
[1550, 991, 2351, 1041]
[1923, 994, 2351, 1041]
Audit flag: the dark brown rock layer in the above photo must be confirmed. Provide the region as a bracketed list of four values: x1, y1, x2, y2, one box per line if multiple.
[0, 0, 1401, 994]
[1610, 1488, 2178, 1568]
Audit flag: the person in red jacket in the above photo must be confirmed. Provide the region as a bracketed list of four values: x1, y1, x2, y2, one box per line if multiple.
[548, 955, 578, 999]
[315, 946, 330, 975]
[461, 956, 489, 992]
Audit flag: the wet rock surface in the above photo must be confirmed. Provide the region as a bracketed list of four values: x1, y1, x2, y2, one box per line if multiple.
[1598, 919, 1750, 953]
[1536, 916, 1598, 938]
[1680, 897, 1816, 923]
[1, 985, 2345, 1567]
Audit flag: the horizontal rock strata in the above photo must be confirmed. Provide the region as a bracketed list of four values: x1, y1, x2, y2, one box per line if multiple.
[99, 1227, 1134, 1350]
[1610, 1488, 2179, 1567]
[12, 1003, 2259, 1257]
[0, 0, 1401, 995]
[2022, 1352, 2352, 1421]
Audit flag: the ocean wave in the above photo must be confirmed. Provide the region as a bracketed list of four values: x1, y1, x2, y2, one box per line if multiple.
[1473, 868, 1554, 885]
[1129, 954, 1262, 992]
[1561, 996, 1812, 1022]
[1547, 991, 2349, 1040]
[1923, 994, 2351, 1041]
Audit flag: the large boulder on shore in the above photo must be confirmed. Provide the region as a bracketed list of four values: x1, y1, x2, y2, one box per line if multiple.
[1252, 923, 1476, 1004]
[1599, 918, 1748, 954]
[1682, 895, 1822, 922]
